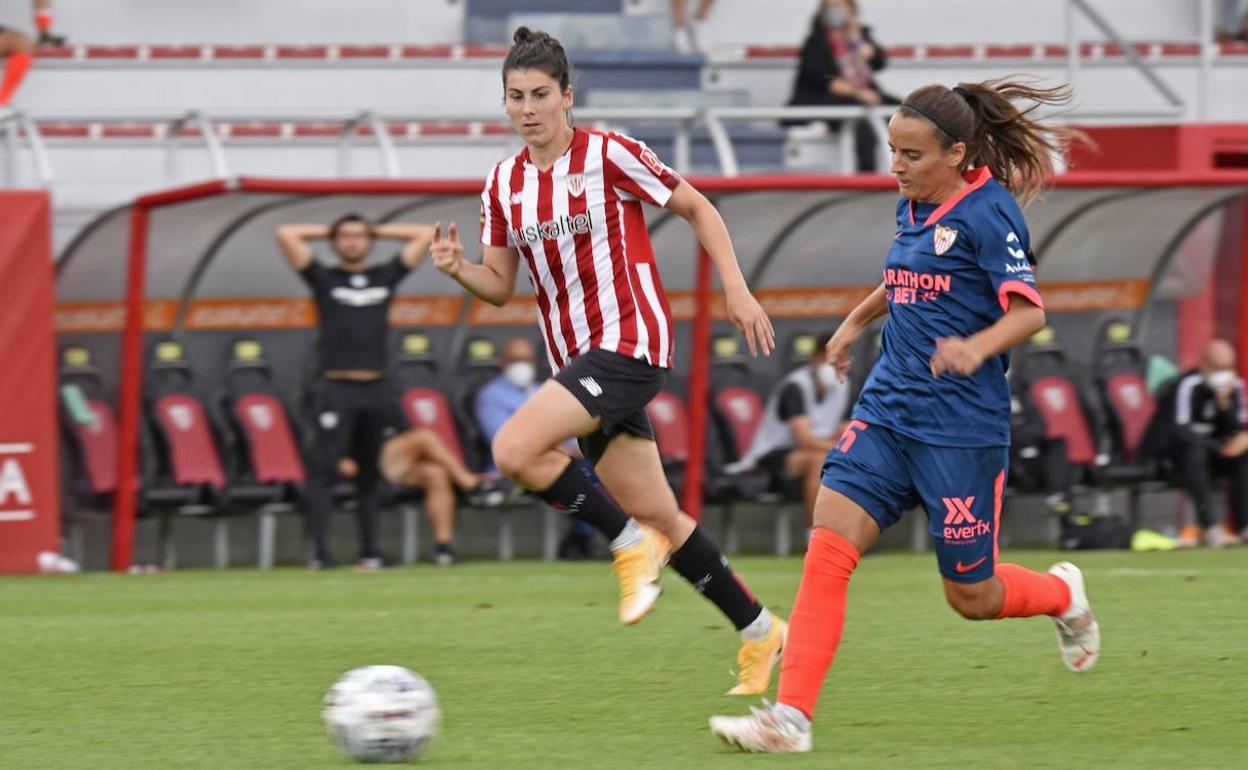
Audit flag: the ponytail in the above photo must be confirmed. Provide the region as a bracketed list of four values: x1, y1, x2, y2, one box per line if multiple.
[899, 78, 1074, 205]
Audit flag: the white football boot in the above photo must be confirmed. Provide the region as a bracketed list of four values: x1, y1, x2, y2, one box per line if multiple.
[1048, 562, 1100, 672]
[709, 702, 812, 753]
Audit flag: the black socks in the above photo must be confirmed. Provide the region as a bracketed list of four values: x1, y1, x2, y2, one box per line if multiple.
[534, 458, 629, 541]
[669, 526, 764, 631]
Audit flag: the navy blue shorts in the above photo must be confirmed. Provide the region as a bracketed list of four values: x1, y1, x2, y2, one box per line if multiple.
[821, 420, 1008, 584]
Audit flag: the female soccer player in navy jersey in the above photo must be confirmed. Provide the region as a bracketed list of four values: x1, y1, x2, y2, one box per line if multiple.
[430, 27, 786, 695]
[710, 79, 1101, 751]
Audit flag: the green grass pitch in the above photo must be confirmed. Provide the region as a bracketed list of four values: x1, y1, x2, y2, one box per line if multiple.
[2, 549, 1246, 768]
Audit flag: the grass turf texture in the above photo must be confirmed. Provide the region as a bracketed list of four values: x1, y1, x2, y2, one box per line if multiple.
[1, 550, 1246, 769]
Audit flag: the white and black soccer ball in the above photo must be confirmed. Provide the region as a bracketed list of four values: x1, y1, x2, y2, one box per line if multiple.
[322, 665, 440, 763]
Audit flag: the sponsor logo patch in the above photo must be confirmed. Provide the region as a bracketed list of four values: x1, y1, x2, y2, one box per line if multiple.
[941, 496, 990, 541]
[579, 377, 603, 397]
[510, 212, 593, 245]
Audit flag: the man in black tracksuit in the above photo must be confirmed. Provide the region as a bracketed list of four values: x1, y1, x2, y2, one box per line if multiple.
[1151, 339, 1248, 547]
[276, 213, 434, 569]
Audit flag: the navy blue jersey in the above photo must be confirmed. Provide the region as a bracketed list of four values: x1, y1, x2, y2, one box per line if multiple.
[853, 167, 1044, 447]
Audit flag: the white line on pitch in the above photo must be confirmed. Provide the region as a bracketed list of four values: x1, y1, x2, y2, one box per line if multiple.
[0, 443, 34, 454]
[0, 510, 35, 521]
[1103, 567, 1248, 577]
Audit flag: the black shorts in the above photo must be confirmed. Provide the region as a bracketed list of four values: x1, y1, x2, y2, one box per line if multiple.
[554, 348, 668, 464]
[307, 378, 402, 479]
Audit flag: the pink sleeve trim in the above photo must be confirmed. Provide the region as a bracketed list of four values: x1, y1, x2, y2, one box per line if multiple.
[998, 280, 1044, 312]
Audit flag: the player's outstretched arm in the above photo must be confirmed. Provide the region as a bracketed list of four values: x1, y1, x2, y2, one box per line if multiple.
[430, 222, 520, 307]
[666, 180, 775, 357]
[825, 283, 887, 381]
[373, 223, 437, 270]
[931, 294, 1045, 378]
[274, 224, 329, 271]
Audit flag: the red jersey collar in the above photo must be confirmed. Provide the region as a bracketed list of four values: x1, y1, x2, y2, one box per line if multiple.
[908, 166, 993, 227]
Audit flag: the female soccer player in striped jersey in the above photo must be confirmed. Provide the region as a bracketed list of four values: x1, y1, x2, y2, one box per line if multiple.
[430, 27, 785, 695]
[710, 79, 1101, 751]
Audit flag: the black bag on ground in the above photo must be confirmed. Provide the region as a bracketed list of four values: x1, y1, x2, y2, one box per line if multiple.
[1059, 513, 1134, 550]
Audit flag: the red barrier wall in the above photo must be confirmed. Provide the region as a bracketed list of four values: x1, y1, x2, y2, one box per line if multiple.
[0, 191, 60, 572]
[1071, 125, 1248, 172]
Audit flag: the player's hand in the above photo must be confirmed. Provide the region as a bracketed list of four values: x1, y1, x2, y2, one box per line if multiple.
[856, 88, 884, 106]
[930, 337, 985, 378]
[825, 323, 863, 383]
[1219, 432, 1248, 458]
[725, 285, 775, 357]
[430, 222, 464, 279]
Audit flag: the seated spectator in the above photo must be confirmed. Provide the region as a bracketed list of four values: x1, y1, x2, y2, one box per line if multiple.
[474, 337, 598, 559]
[787, 0, 898, 173]
[1, 1, 65, 107]
[671, 0, 715, 54]
[730, 333, 850, 519]
[1148, 339, 1248, 547]
[377, 427, 490, 566]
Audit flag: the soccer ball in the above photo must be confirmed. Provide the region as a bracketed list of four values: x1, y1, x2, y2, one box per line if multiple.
[322, 665, 441, 763]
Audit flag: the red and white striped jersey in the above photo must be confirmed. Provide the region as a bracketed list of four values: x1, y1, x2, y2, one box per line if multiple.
[479, 127, 681, 372]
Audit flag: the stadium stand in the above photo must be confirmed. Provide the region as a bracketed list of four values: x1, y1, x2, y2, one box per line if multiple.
[14, 0, 1247, 568]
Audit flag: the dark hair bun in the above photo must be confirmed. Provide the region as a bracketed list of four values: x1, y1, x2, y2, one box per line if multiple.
[513, 26, 535, 45]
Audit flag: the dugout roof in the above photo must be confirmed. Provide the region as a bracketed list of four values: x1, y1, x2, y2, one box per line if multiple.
[54, 175, 1248, 356]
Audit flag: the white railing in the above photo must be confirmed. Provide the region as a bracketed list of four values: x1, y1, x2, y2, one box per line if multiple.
[0, 100, 1194, 187]
[0, 110, 53, 186]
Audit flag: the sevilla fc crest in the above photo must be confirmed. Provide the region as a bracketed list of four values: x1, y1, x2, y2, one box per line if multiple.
[933, 225, 958, 255]
[566, 173, 586, 197]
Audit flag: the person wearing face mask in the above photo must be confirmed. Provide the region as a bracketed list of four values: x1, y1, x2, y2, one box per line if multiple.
[474, 337, 542, 457]
[1150, 339, 1248, 547]
[787, 0, 897, 173]
[474, 337, 600, 559]
[729, 333, 850, 521]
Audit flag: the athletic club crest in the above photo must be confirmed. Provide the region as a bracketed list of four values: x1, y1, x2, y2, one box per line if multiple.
[933, 224, 958, 255]
[566, 173, 586, 197]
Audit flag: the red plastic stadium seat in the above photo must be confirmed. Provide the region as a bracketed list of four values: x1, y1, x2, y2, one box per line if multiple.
[714, 387, 766, 459]
[74, 400, 119, 495]
[152, 394, 227, 488]
[400, 388, 467, 465]
[646, 391, 690, 463]
[1028, 377, 1096, 465]
[1104, 372, 1155, 460]
[233, 393, 305, 484]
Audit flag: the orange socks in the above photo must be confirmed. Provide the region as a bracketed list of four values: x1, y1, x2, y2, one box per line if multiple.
[36, 11, 54, 34]
[777, 528, 860, 720]
[994, 563, 1071, 619]
[0, 52, 33, 106]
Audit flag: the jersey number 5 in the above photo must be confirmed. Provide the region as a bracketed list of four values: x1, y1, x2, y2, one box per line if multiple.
[837, 420, 868, 454]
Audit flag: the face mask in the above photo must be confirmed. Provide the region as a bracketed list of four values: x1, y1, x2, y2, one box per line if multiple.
[1205, 370, 1236, 392]
[816, 363, 839, 388]
[503, 361, 536, 389]
[824, 6, 848, 27]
